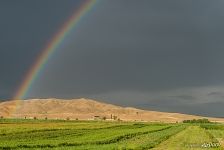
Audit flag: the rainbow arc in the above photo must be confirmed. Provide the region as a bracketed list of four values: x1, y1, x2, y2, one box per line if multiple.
[10, 0, 97, 117]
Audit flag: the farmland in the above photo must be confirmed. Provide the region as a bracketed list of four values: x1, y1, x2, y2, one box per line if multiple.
[0, 119, 223, 149]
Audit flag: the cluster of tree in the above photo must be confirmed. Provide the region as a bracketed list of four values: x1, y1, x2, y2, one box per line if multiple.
[183, 118, 211, 123]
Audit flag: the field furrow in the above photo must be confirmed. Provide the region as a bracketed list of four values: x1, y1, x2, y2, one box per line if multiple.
[0, 120, 172, 149]
[0, 119, 224, 150]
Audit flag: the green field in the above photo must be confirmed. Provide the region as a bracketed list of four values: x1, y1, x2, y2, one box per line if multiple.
[0, 119, 223, 150]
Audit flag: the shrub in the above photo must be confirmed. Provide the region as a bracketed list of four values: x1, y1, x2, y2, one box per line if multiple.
[102, 116, 107, 120]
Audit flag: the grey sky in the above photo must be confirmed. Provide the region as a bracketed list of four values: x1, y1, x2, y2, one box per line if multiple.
[1, 0, 224, 117]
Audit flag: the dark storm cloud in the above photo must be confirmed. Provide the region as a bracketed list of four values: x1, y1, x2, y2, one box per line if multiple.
[169, 95, 195, 101]
[0, 0, 83, 99]
[31, 0, 224, 95]
[1, 0, 224, 116]
[207, 92, 224, 96]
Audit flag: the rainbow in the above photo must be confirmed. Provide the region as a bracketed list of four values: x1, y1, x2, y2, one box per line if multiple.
[10, 0, 97, 116]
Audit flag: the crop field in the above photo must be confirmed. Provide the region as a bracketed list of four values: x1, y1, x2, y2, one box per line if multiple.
[0, 119, 223, 150]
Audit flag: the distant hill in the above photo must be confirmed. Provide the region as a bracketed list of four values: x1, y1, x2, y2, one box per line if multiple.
[0, 98, 224, 123]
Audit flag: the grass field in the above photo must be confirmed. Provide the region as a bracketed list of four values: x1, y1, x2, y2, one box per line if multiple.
[0, 119, 223, 149]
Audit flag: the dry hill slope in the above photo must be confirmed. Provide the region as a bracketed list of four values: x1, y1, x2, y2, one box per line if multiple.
[0, 98, 223, 123]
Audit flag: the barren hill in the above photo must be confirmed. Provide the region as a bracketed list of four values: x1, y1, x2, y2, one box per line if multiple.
[0, 98, 224, 123]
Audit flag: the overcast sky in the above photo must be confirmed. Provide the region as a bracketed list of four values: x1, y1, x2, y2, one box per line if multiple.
[1, 0, 224, 117]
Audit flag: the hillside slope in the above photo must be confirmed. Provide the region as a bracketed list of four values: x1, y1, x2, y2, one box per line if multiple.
[0, 98, 223, 123]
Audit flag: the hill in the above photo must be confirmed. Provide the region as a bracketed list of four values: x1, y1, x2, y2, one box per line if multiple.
[0, 98, 224, 123]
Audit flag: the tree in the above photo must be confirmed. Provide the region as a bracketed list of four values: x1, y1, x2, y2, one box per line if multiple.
[183, 118, 210, 123]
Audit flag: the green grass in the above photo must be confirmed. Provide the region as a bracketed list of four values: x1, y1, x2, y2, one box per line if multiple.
[154, 125, 223, 150]
[200, 123, 224, 148]
[0, 119, 224, 149]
